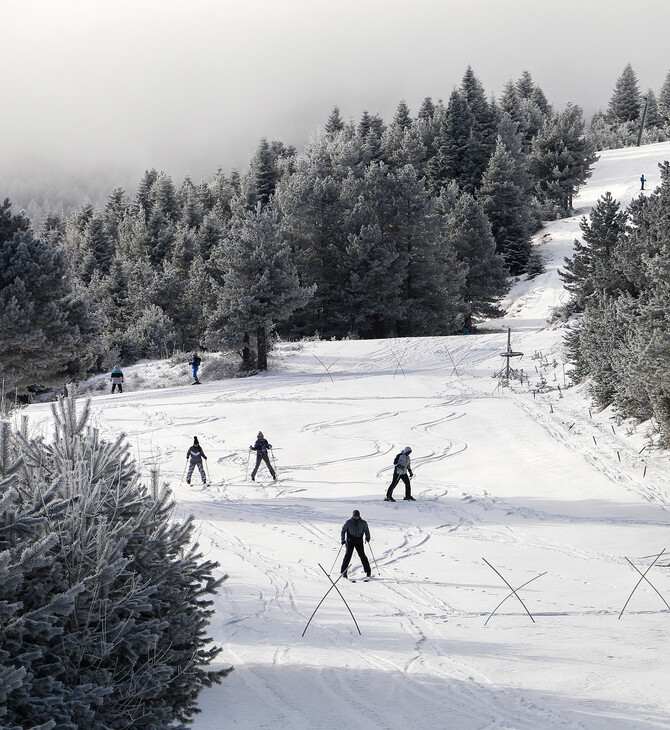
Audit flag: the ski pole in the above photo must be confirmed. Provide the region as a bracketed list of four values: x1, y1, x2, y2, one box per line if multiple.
[368, 541, 380, 576]
[204, 460, 210, 485]
[329, 543, 344, 575]
[182, 461, 188, 483]
[245, 449, 251, 480]
[271, 449, 277, 471]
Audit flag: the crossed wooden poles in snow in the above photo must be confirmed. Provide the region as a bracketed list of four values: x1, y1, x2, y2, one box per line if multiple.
[484, 550, 670, 624]
[303, 549, 669, 636]
[302, 564, 361, 637]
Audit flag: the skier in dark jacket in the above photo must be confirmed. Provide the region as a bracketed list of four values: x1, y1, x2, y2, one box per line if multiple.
[189, 353, 201, 384]
[250, 431, 276, 481]
[186, 436, 208, 485]
[340, 510, 371, 579]
[641, 174, 646, 190]
[385, 446, 414, 501]
[110, 366, 124, 394]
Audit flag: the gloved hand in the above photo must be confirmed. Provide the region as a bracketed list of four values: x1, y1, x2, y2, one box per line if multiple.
[409, 471, 414, 478]
[341, 540, 346, 545]
[249, 446, 253, 450]
[365, 538, 370, 543]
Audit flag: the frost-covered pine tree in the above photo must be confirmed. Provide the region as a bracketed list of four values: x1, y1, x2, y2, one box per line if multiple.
[391, 166, 464, 336]
[606, 64, 641, 124]
[530, 104, 598, 215]
[559, 191, 629, 312]
[325, 106, 345, 135]
[1, 392, 230, 727]
[442, 192, 507, 330]
[275, 162, 349, 337]
[658, 69, 670, 127]
[460, 66, 498, 191]
[477, 138, 533, 274]
[427, 89, 474, 194]
[206, 204, 313, 369]
[0, 200, 102, 394]
[343, 223, 405, 338]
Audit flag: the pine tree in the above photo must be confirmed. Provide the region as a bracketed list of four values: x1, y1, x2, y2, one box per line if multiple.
[245, 138, 279, 210]
[275, 164, 349, 336]
[134, 169, 159, 220]
[206, 205, 313, 370]
[606, 64, 641, 123]
[643, 89, 660, 129]
[79, 213, 112, 283]
[477, 138, 533, 274]
[391, 166, 464, 336]
[417, 97, 436, 121]
[0, 200, 102, 393]
[559, 192, 629, 312]
[516, 70, 536, 100]
[392, 100, 413, 131]
[658, 69, 670, 127]
[1, 391, 230, 727]
[499, 81, 523, 124]
[343, 224, 405, 338]
[427, 89, 474, 194]
[460, 66, 498, 190]
[530, 104, 598, 214]
[443, 192, 507, 329]
[325, 106, 345, 135]
[103, 187, 130, 245]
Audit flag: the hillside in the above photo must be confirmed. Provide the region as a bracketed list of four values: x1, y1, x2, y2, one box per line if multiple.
[25, 141, 670, 729]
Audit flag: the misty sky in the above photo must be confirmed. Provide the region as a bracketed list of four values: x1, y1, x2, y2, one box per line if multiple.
[3, 0, 669, 191]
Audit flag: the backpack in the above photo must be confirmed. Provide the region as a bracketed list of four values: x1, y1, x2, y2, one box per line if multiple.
[393, 452, 401, 465]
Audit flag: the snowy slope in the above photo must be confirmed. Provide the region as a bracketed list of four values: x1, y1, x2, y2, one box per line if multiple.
[24, 142, 670, 730]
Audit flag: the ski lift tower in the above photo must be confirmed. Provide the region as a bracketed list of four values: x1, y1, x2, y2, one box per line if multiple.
[500, 328, 523, 379]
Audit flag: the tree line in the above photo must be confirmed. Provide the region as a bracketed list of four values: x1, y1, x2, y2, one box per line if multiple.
[560, 162, 670, 444]
[591, 64, 670, 149]
[2, 67, 599, 392]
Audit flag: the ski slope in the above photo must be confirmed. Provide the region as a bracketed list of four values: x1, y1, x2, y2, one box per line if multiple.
[25, 141, 670, 729]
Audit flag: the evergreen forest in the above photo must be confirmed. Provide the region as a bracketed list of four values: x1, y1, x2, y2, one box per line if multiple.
[1, 64, 669, 417]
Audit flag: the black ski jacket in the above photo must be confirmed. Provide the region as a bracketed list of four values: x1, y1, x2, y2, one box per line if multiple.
[251, 439, 272, 455]
[187, 446, 207, 464]
[341, 518, 370, 543]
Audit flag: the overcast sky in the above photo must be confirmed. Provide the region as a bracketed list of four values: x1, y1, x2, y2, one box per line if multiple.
[3, 0, 669, 192]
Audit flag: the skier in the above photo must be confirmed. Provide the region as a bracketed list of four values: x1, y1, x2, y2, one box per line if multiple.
[640, 174, 646, 190]
[385, 446, 414, 501]
[189, 352, 202, 384]
[186, 436, 208, 485]
[110, 366, 124, 394]
[340, 509, 371, 579]
[250, 431, 276, 481]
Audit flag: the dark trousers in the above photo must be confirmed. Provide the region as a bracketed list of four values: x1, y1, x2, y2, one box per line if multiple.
[111, 383, 123, 393]
[387, 471, 411, 499]
[341, 537, 370, 576]
[187, 461, 206, 483]
[251, 453, 275, 479]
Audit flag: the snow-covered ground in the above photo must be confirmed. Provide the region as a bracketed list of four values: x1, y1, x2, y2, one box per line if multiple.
[25, 142, 670, 729]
